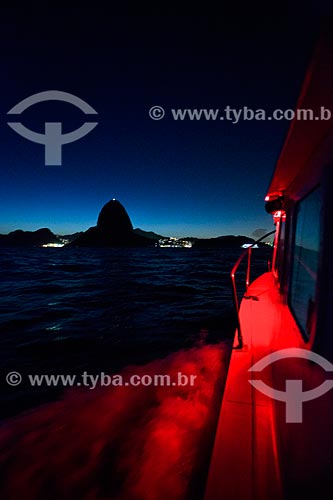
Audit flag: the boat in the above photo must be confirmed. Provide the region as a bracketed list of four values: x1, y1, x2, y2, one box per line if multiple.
[204, 26, 333, 500]
[241, 243, 259, 249]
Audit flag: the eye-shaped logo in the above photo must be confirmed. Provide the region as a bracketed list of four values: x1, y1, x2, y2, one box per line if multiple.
[7, 90, 98, 165]
[249, 348, 333, 423]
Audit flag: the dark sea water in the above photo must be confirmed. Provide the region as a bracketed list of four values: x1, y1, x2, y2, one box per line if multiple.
[0, 246, 271, 500]
[0, 246, 271, 419]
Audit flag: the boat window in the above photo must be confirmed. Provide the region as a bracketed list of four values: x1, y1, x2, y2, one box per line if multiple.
[289, 187, 321, 339]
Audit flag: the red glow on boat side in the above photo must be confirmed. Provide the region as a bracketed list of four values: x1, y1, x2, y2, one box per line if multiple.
[0, 343, 230, 500]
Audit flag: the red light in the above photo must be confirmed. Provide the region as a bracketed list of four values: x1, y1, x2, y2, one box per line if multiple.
[273, 210, 282, 224]
[265, 195, 270, 201]
[0, 343, 231, 499]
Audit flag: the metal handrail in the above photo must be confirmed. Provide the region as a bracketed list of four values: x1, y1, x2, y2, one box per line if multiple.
[231, 230, 276, 349]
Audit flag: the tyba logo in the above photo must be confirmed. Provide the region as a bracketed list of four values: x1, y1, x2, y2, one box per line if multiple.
[249, 348, 333, 423]
[7, 90, 98, 165]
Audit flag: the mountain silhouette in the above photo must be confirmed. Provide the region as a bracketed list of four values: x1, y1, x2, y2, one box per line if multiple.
[0, 228, 61, 247]
[133, 229, 166, 240]
[0, 201, 262, 248]
[69, 199, 153, 247]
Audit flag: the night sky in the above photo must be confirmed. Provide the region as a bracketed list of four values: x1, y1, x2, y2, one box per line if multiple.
[0, 8, 330, 237]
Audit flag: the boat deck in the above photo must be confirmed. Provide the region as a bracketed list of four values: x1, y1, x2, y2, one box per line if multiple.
[204, 271, 300, 500]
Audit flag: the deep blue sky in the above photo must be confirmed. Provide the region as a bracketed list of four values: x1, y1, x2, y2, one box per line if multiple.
[0, 8, 329, 237]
